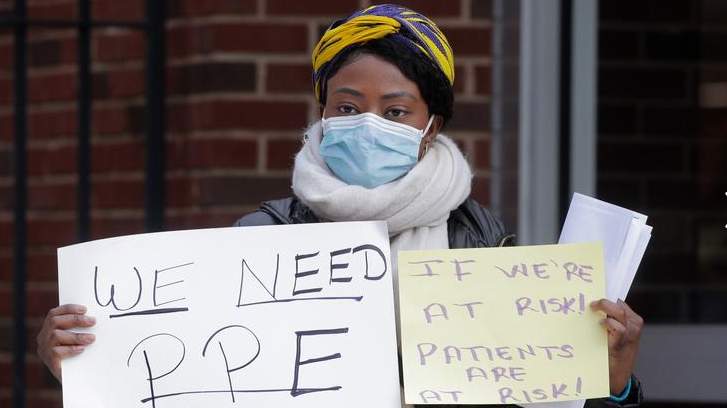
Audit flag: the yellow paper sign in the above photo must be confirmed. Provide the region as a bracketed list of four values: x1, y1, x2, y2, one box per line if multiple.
[398, 242, 609, 405]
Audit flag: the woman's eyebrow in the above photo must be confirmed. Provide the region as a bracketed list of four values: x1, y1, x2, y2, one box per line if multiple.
[332, 87, 363, 97]
[381, 91, 417, 101]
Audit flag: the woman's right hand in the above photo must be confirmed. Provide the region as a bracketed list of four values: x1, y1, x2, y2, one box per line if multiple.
[36, 304, 96, 382]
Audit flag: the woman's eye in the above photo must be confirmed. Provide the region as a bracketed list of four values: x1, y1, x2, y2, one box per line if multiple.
[338, 105, 358, 114]
[387, 109, 407, 118]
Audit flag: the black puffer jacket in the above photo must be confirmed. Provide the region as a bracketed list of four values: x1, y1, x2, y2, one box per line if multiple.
[235, 196, 517, 248]
[235, 196, 642, 408]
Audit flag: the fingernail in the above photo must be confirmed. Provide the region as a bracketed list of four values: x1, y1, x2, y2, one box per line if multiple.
[73, 346, 86, 353]
[84, 334, 96, 343]
[83, 316, 96, 324]
[78, 305, 87, 313]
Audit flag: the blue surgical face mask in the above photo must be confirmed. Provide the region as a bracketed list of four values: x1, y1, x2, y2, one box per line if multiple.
[319, 112, 435, 189]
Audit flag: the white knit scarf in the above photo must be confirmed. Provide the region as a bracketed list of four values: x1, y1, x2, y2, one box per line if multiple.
[292, 120, 472, 291]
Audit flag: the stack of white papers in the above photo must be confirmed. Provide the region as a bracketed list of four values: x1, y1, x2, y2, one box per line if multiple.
[559, 193, 652, 302]
[521, 193, 652, 408]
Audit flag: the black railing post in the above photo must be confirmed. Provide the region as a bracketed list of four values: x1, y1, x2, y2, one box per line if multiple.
[144, 0, 166, 232]
[12, 0, 27, 406]
[77, 0, 91, 241]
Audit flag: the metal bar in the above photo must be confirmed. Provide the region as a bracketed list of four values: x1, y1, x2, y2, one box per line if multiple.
[558, 0, 572, 224]
[0, 18, 145, 29]
[77, 0, 90, 242]
[12, 0, 27, 406]
[144, 0, 166, 232]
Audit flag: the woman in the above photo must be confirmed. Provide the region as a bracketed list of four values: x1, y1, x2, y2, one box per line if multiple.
[37, 4, 643, 407]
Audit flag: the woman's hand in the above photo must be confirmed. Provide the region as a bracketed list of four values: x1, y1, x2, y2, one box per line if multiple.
[36, 304, 96, 382]
[590, 298, 643, 395]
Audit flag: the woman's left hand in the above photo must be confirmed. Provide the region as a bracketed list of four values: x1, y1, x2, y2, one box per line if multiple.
[590, 298, 644, 395]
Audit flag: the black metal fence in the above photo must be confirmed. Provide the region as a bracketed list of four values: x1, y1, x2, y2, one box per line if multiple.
[0, 1, 166, 406]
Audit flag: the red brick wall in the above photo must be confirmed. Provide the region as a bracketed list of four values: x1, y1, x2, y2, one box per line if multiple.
[0, 0, 493, 406]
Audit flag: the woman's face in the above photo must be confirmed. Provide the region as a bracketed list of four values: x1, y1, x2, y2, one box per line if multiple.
[322, 53, 443, 159]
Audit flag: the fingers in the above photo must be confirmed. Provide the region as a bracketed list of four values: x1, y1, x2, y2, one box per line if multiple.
[591, 298, 628, 326]
[51, 329, 96, 346]
[48, 304, 87, 318]
[599, 316, 627, 339]
[50, 313, 96, 330]
[54, 345, 88, 359]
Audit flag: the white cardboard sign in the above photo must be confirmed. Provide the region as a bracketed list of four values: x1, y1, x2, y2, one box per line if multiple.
[58, 221, 400, 408]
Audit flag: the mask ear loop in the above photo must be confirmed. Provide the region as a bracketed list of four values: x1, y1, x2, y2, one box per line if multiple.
[421, 115, 436, 157]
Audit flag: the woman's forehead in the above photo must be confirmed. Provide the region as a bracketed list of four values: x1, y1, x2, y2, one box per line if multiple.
[326, 54, 421, 99]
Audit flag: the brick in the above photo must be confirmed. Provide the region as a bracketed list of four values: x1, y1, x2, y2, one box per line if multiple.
[29, 109, 77, 139]
[599, 67, 689, 101]
[637, 251, 698, 285]
[92, 104, 143, 135]
[648, 213, 688, 249]
[267, 139, 301, 170]
[27, 252, 60, 282]
[453, 65, 465, 94]
[599, 0, 694, 24]
[471, 0, 493, 19]
[168, 0, 257, 17]
[91, 141, 143, 173]
[0, 219, 10, 247]
[0, 185, 11, 211]
[598, 29, 640, 61]
[92, 0, 144, 22]
[266, 0, 359, 16]
[691, 139, 727, 176]
[448, 102, 490, 131]
[598, 141, 684, 173]
[266, 63, 312, 94]
[647, 177, 727, 209]
[28, 182, 76, 211]
[598, 105, 638, 135]
[645, 30, 699, 61]
[198, 176, 291, 206]
[165, 177, 193, 207]
[28, 72, 77, 103]
[596, 177, 643, 211]
[95, 30, 145, 62]
[474, 65, 491, 96]
[470, 176, 490, 206]
[474, 139, 490, 170]
[28, 145, 76, 176]
[28, 1, 76, 20]
[0, 78, 11, 105]
[186, 138, 258, 169]
[701, 108, 727, 138]
[93, 68, 144, 100]
[0, 112, 12, 140]
[0, 41, 11, 69]
[0, 146, 10, 176]
[167, 211, 244, 229]
[91, 216, 145, 240]
[26, 286, 59, 318]
[442, 27, 490, 56]
[167, 100, 308, 132]
[28, 39, 60, 67]
[703, 33, 727, 63]
[169, 23, 309, 57]
[27, 218, 77, 247]
[92, 179, 144, 209]
[171, 62, 256, 96]
[642, 106, 698, 136]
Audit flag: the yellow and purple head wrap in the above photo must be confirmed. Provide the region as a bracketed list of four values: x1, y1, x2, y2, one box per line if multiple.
[311, 4, 455, 102]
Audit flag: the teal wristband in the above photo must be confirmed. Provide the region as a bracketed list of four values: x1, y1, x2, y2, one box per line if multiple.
[608, 378, 632, 402]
